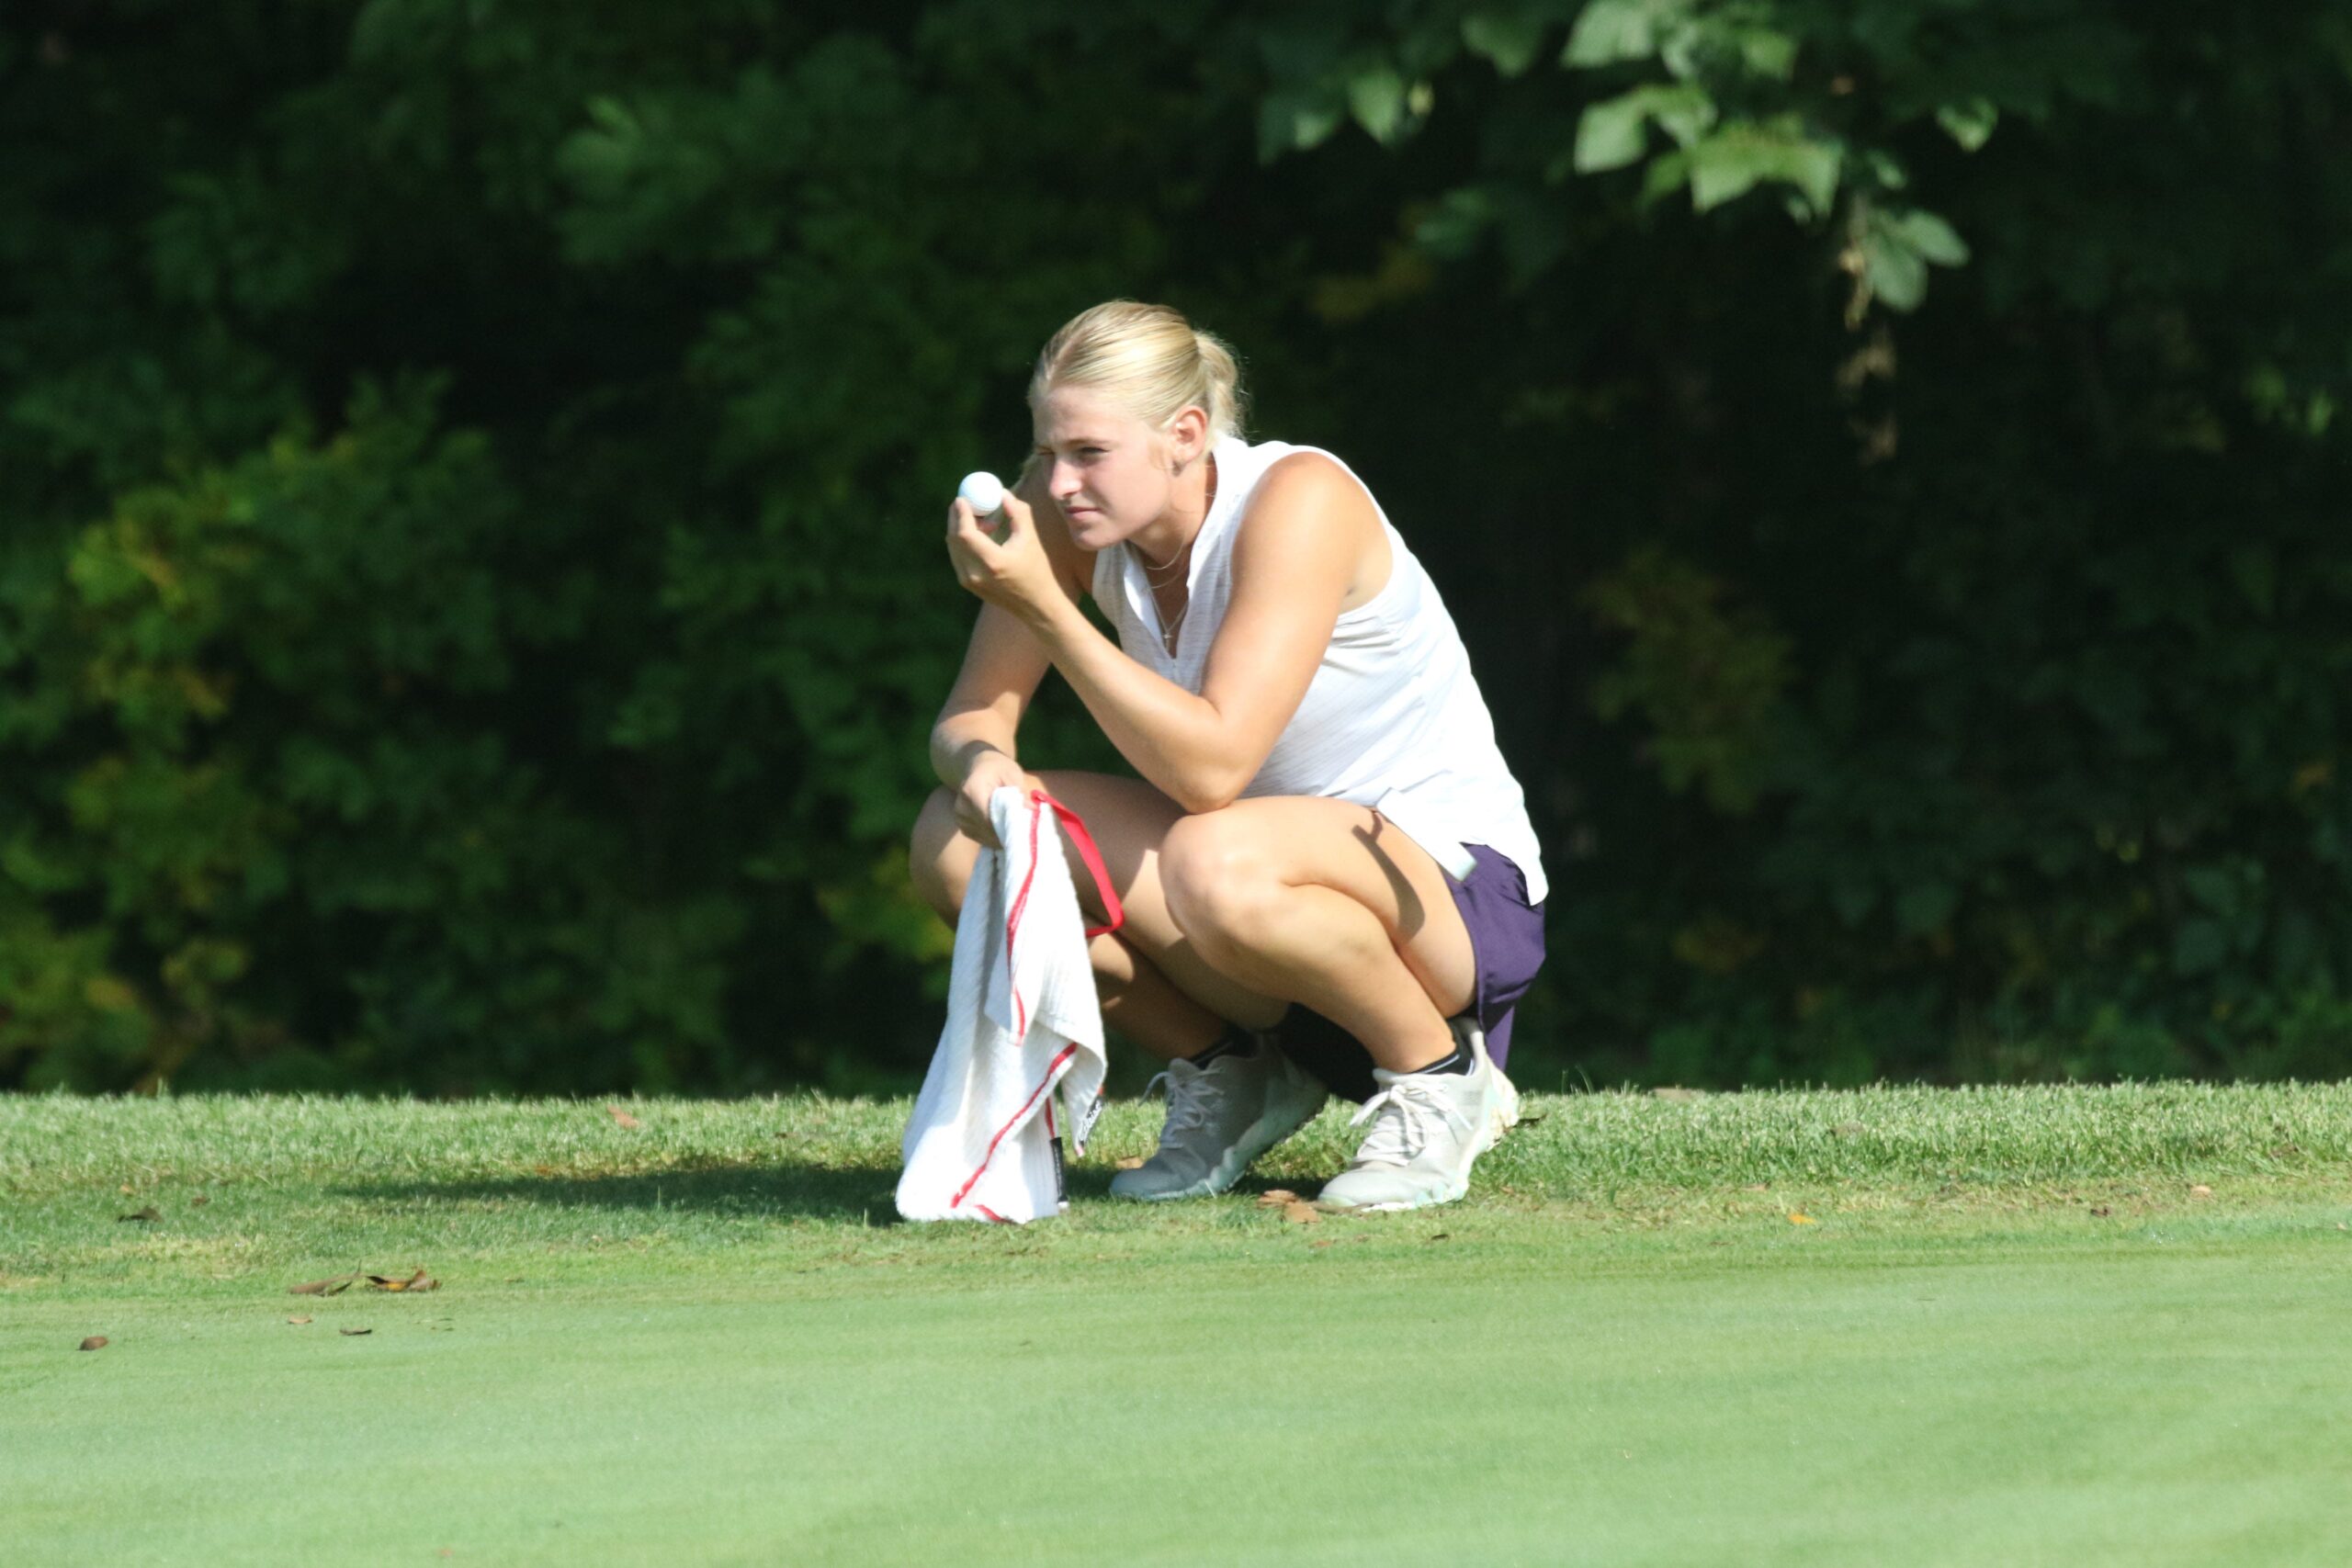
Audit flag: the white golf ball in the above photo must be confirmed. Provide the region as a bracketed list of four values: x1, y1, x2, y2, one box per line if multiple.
[957, 470, 1005, 516]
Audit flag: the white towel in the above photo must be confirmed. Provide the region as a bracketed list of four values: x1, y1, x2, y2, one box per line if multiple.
[897, 787, 1115, 1224]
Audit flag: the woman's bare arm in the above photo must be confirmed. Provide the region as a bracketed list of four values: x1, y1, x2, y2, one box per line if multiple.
[1002, 454, 1365, 812]
[927, 461, 1094, 789]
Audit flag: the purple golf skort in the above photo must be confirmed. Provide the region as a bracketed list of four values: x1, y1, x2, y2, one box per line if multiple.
[1274, 842, 1546, 1103]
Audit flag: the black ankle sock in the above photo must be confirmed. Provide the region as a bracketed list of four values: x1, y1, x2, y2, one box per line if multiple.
[1185, 1025, 1260, 1066]
[1413, 1036, 1476, 1076]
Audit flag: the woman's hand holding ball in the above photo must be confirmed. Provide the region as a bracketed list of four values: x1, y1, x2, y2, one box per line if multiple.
[946, 472, 1059, 625]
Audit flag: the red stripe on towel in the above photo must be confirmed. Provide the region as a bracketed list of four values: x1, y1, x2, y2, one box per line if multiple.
[1032, 791, 1125, 938]
[1000, 800, 1047, 1038]
[948, 1042, 1079, 1213]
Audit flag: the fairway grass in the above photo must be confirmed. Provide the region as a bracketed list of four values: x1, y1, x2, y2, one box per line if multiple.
[5, 1085, 2350, 1566]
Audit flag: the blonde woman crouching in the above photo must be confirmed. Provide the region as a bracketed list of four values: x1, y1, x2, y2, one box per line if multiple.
[909, 299, 1548, 1212]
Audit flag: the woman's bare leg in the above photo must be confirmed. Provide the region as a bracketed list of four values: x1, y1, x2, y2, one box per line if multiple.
[907, 773, 1284, 1060]
[1157, 798, 1476, 1075]
[909, 776, 1476, 1073]
[909, 774, 1506, 1208]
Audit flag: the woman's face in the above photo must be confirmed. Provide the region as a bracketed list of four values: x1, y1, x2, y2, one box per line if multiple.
[1031, 385, 1192, 551]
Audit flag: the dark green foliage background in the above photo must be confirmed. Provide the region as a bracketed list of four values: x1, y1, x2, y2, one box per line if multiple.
[4, 1, 2347, 1094]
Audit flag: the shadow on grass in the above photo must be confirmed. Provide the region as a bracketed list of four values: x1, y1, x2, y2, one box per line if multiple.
[334, 1157, 1139, 1225]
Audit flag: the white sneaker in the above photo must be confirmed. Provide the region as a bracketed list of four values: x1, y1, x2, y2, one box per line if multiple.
[1110, 1037, 1328, 1201]
[1316, 1017, 1516, 1212]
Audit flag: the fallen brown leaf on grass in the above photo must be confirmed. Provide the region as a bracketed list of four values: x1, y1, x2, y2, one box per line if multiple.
[367, 1269, 437, 1293]
[1788, 1213, 1815, 1224]
[2090, 1206, 2112, 1217]
[1256, 1190, 1299, 1207]
[287, 1316, 312, 1325]
[2190, 1184, 2214, 1198]
[1281, 1201, 1320, 1225]
[1426, 1233, 1451, 1243]
[191, 1192, 209, 1207]
[79, 1336, 107, 1351]
[118, 1183, 134, 1195]
[1113, 1156, 1145, 1170]
[118, 1206, 161, 1224]
[288, 1272, 360, 1296]
[605, 1104, 643, 1130]
[339, 1327, 372, 1337]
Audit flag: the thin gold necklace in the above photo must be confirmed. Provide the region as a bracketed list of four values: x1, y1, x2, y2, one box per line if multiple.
[1139, 553, 1191, 601]
[1134, 458, 1217, 578]
[1138, 457, 1216, 651]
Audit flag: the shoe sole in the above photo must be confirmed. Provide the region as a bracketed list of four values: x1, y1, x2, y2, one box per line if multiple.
[1335, 1175, 1471, 1213]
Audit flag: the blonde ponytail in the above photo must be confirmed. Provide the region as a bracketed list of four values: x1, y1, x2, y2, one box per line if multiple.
[1029, 300, 1249, 443]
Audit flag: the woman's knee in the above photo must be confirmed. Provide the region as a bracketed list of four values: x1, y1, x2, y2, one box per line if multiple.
[1159, 809, 1286, 947]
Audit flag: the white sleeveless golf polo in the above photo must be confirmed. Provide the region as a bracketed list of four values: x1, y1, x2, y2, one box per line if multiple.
[1088, 434, 1548, 904]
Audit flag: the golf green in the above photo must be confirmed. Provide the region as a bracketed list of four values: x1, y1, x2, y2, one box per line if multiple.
[5, 1088, 2349, 1564]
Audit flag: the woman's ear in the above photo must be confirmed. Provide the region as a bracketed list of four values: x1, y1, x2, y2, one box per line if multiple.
[1166, 405, 1210, 472]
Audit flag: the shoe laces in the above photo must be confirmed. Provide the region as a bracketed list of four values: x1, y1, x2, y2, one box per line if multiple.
[1143, 1058, 1220, 1145]
[1348, 1072, 1475, 1168]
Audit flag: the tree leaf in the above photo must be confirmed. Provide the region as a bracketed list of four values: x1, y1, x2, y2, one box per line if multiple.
[1885, 209, 1970, 267]
[1575, 84, 1715, 174]
[1348, 65, 1408, 145]
[1463, 12, 1547, 76]
[1563, 0, 1679, 67]
[1256, 88, 1344, 163]
[1414, 186, 1498, 258]
[1734, 26, 1797, 80]
[1937, 97, 1999, 152]
[1688, 135, 1766, 211]
[1687, 125, 1841, 217]
[1861, 229, 1929, 311]
[1637, 150, 1693, 209]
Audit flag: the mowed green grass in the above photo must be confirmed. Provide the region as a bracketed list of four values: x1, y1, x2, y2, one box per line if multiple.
[5, 1084, 2351, 1567]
